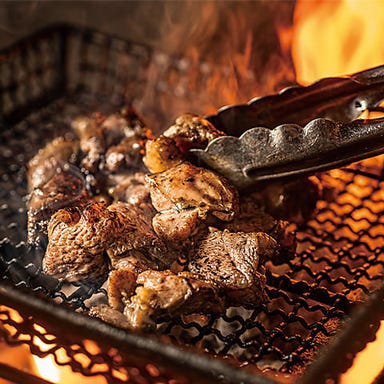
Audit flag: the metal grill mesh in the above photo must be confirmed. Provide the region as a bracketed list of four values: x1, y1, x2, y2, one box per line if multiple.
[0, 25, 383, 384]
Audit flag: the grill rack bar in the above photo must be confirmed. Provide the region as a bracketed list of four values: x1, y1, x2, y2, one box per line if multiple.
[299, 280, 384, 384]
[0, 24, 383, 384]
[0, 281, 279, 384]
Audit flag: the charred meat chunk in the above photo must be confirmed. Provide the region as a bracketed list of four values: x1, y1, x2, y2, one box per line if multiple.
[143, 113, 224, 173]
[26, 137, 87, 245]
[220, 195, 296, 262]
[71, 114, 105, 173]
[122, 270, 226, 330]
[27, 136, 79, 192]
[108, 172, 151, 206]
[43, 201, 174, 284]
[188, 228, 275, 305]
[110, 228, 276, 330]
[27, 169, 89, 246]
[146, 161, 239, 243]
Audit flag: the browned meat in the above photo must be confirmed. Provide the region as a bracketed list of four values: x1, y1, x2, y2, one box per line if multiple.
[143, 135, 183, 174]
[89, 304, 133, 330]
[71, 115, 105, 173]
[107, 255, 159, 312]
[122, 270, 225, 330]
[103, 108, 152, 173]
[27, 169, 89, 245]
[143, 113, 224, 173]
[163, 113, 225, 152]
[106, 202, 173, 268]
[73, 107, 152, 175]
[220, 196, 296, 262]
[188, 228, 276, 305]
[27, 136, 79, 192]
[43, 201, 175, 284]
[147, 162, 239, 244]
[26, 136, 88, 245]
[110, 228, 276, 330]
[108, 172, 151, 206]
[43, 202, 112, 283]
[105, 136, 145, 173]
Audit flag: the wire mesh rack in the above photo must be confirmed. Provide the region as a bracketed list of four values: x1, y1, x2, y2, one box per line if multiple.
[0, 24, 383, 384]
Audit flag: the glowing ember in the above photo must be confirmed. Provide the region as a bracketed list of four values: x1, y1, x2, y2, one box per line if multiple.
[32, 336, 108, 384]
[341, 321, 384, 384]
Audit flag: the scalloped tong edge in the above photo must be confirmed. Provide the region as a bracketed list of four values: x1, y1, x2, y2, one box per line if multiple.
[193, 65, 384, 189]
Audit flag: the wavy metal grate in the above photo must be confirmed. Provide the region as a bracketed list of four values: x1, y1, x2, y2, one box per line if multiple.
[0, 25, 383, 384]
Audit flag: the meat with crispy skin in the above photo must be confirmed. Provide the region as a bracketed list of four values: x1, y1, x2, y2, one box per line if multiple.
[143, 113, 224, 173]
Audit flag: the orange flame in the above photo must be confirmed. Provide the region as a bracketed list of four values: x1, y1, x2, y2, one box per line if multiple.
[292, 0, 384, 84]
[340, 321, 384, 384]
[292, 1, 384, 382]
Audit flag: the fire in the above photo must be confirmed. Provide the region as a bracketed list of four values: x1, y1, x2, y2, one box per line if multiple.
[32, 336, 109, 384]
[292, 0, 384, 85]
[291, 1, 384, 382]
[340, 321, 384, 384]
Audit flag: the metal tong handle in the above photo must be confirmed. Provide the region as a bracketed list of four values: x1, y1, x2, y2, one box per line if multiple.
[193, 65, 384, 189]
[193, 117, 384, 189]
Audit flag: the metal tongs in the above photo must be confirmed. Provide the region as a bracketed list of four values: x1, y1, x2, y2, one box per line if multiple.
[193, 65, 384, 189]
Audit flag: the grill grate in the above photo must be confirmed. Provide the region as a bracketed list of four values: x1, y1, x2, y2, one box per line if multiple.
[0, 25, 383, 384]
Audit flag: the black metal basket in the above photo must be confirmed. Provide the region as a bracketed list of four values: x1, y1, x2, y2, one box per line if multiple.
[0, 24, 383, 384]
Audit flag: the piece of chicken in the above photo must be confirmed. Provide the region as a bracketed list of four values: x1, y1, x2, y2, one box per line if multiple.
[219, 195, 296, 263]
[26, 137, 87, 245]
[102, 228, 276, 330]
[146, 161, 239, 243]
[143, 113, 225, 173]
[43, 201, 174, 285]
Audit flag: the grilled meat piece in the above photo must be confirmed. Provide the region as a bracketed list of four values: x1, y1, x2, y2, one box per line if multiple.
[113, 228, 275, 330]
[26, 137, 86, 245]
[27, 136, 79, 192]
[43, 201, 174, 284]
[105, 136, 145, 173]
[43, 202, 112, 284]
[123, 270, 225, 330]
[220, 196, 296, 262]
[108, 172, 151, 206]
[188, 228, 275, 305]
[143, 113, 224, 173]
[72, 115, 105, 173]
[143, 135, 183, 174]
[147, 161, 239, 243]
[163, 113, 225, 152]
[27, 169, 89, 246]
[103, 108, 152, 173]
[89, 304, 133, 330]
